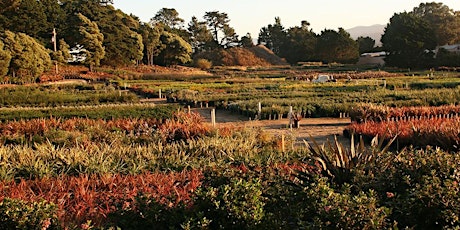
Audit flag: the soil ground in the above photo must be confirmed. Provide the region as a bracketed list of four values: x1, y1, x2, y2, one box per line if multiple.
[194, 108, 352, 148]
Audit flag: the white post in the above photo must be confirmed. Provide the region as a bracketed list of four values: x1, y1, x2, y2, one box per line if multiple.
[52, 28, 58, 74]
[258, 102, 262, 114]
[288, 106, 293, 129]
[158, 89, 162, 99]
[211, 109, 216, 127]
[281, 134, 285, 152]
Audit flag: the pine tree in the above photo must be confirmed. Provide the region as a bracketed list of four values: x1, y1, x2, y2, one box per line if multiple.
[77, 13, 105, 72]
[0, 40, 12, 78]
[157, 31, 192, 66]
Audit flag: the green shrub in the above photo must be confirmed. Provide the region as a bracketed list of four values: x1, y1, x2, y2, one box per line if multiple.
[364, 148, 460, 229]
[107, 195, 190, 230]
[193, 177, 265, 229]
[0, 198, 59, 230]
[296, 178, 391, 229]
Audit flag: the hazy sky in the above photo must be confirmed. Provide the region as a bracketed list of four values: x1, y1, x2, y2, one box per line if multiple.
[113, 1, 460, 37]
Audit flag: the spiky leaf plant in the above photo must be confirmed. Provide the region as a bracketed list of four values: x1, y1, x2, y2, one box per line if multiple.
[304, 133, 398, 185]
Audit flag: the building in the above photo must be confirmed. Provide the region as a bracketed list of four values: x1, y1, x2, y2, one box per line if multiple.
[357, 51, 386, 67]
[436, 44, 460, 54]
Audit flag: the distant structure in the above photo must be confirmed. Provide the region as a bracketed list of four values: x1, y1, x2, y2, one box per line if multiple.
[435, 44, 460, 55]
[357, 51, 386, 67]
[99, 0, 113, 5]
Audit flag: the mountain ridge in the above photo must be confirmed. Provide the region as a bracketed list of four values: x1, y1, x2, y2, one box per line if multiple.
[346, 24, 385, 45]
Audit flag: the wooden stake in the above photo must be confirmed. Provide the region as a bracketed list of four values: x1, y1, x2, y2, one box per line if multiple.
[281, 134, 285, 152]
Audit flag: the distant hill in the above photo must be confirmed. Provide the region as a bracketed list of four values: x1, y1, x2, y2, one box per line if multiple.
[346, 24, 385, 45]
[195, 45, 288, 67]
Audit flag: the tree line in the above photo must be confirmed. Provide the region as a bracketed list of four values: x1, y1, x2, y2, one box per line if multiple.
[383, 2, 460, 68]
[1, 0, 460, 83]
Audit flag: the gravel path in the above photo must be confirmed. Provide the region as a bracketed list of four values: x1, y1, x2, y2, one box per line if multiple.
[194, 108, 352, 148]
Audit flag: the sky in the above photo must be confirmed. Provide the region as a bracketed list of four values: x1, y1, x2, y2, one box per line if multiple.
[113, 0, 460, 37]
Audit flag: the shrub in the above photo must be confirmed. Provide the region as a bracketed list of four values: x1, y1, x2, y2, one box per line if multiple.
[194, 58, 212, 70]
[193, 177, 265, 229]
[364, 148, 460, 229]
[0, 198, 59, 230]
[158, 112, 211, 142]
[296, 178, 391, 229]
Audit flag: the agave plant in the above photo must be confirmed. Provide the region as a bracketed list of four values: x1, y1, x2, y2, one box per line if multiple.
[304, 133, 397, 185]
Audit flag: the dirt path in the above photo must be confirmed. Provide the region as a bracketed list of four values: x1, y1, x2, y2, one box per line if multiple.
[194, 108, 352, 148]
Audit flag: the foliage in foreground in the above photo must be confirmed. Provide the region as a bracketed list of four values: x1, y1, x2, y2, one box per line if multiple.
[99, 147, 460, 229]
[0, 170, 203, 228]
[1, 145, 459, 229]
[0, 198, 59, 230]
[0, 112, 459, 229]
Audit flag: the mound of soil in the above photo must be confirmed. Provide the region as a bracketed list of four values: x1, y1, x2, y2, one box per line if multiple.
[195, 45, 288, 67]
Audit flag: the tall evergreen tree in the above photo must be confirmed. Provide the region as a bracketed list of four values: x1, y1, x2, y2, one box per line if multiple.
[0, 40, 12, 77]
[157, 31, 192, 66]
[258, 17, 287, 55]
[150, 8, 184, 29]
[316, 28, 359, 64]
[51, 39, 72, 64]
[412, 2, 460, 45]
[203, 11, 238, 48]
[0, 0, 21, 30]
[150, 8, 190, 43]
[381, 12, 436, 68]
[240, 33, 255, 48]
[62, 1, 144, 67]
[0, 0, 48, 43]
[98, 9, 144, 66]
[357, 36, 375, 54]
[283, 21, 317, 64]
[38, 0, 67, 48]
[139, 23, 162, 66]
[187, 16, 215, 52]
[77, 13, 105, 71]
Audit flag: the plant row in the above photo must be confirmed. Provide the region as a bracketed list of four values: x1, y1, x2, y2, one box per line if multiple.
[159, 80, 460, 119]
[0, 115, 297, 181]
[0, 84, 138, 107]
[0, 104, 178, 121]
[1, 147, 459, 229]
[0, 170, 203, 228]
[345, 117, 460, 151]
[350, 104, 460, 123]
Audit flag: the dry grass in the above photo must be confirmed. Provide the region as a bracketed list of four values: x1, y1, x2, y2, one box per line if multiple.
[195, 45, 289, 67]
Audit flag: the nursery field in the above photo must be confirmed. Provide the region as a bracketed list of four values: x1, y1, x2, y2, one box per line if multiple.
[124, 67, 460, 119]
[1, 66, 460, 229]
